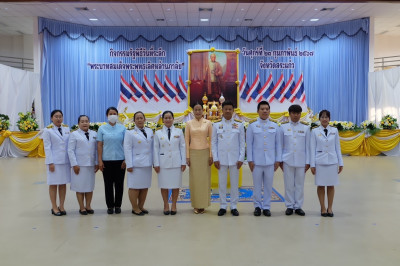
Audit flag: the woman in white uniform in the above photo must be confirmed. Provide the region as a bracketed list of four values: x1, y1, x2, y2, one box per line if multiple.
[153, 111, 186, 215]
[124, 111, 153, 216]
[310, 110, 344, 217]
[42, 110, 71, 216]
[68, 115, 99, 215]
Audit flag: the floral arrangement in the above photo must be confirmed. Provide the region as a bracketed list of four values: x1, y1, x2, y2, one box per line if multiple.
[0, 114, 10, 131]
[380, 115, 398, 130]
[360, 120, 380, 135]
[71, 122, 106, 132]
[16, 112, 38, 133]
[329, 121, 359, 131]
[310, 121, 320, 130]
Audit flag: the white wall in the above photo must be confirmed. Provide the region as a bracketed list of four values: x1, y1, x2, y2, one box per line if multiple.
[0, 34, 33, 59]
[374, 34, 400, 58]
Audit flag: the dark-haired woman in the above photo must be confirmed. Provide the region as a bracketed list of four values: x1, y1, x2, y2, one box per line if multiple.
[97, 107, 126, 214]
[154, 111, 186, 215]
[43, 110, 71, 216]
[310, 110, 344, 217]
[68, 115, 99, 215]
[124, 111, 153, 216]
[185, 103, 213, 214]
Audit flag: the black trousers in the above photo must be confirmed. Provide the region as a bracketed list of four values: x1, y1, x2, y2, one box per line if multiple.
[102, 160, 125, 208]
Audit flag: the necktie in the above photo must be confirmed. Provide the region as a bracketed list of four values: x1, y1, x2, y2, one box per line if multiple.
[324, 128, 328, 136]
[58, 127, 63, 136]
[141, 129, 147, 138]
[85, 132, 89, 140]
[168, 128, 171, 140]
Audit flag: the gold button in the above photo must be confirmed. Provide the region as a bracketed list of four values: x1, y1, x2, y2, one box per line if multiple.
[264, 136, 266, 138]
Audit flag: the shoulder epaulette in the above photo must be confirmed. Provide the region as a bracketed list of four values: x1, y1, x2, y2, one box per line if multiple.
[300, 121, 310, 125]
[281, 121, 289, 125]
[269, 118, 278, 123]
[234, 119, 242, 123]
[249, 119, 257, 124]
[62, 124, 69, 127]
[46, 124, 53, 129]
[214, 119, 222, 123]
[156, 127, 162, 131]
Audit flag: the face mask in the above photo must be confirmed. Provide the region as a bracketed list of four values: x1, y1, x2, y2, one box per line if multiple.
[108, 115, 118, 124]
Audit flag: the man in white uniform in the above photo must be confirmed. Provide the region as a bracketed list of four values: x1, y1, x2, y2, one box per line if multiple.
[212, 101, 245, 216]
[246, 101, 282, 217]
[280, 104, 310, 216]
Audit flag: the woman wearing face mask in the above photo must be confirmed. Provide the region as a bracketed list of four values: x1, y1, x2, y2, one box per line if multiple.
[185, 103, 213, 214]
[68, 115, 99, 215]
[310, 110, 344, 217]
[97, 107, 126, 214]
[153, 111, 186, 215]
[124, 111, 153, 215]
[42, 109, 71, 216]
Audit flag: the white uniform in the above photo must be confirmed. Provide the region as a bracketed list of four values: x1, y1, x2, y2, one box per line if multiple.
[42, 123, 71, 185]
[153, 125, 186, 189]
[246, 118, 282, 210]
[68, 129, 98, 192]
[124, 127, 153, 189]
[310, 125, 344, 186]
[211, 118, 245, 210]
[280, 121, 310, 209]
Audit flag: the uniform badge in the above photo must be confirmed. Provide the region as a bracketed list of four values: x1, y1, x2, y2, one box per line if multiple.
[232, 123, 238, 129]
[256, 125, 261, 128]
[138, 141, 141, 144]
[174, 135, 180, 138]
[318, 134, 322, 137]
[287, 129, 292, 131]
[93, 136, 96, 139]
[219, 124, 223, 129]
[268, 126, 275, 129]
[298, 130, 304, 133]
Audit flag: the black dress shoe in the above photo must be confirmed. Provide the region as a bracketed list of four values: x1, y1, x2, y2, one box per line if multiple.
[295, 209, 306, 216]
[86, 209, 94, 214]
[254, 207, 261, 216]
[141, 209, 149, 214]
[115, 207, 121, 214]
[79, 210, 88, 215]
[51, 209, 62, 216]
[132, 210, 145, 216]
[285, 208, 294, 215]
[321, 212, 328, 217]
[107, 208, 114, 214]
[231, 209, 239, 216]
[218, 208, 227, 216]
[170, 210, 177, 215]
[263, 209, 271, 217]
[58, 207, 67, 216]
[327, 212, 334, 217]
[163, 210, 170, 215]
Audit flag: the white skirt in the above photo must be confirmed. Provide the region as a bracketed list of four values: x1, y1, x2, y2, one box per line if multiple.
[70, 166, 95, 192]
[46, 164, 71, 185]
[158, 167, 182, 189]
[127, 167, 152, 189]
[315, 164, 339, 186]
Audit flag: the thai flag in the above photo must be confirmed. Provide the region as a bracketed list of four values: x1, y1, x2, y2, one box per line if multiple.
[278, 73, 295, 103]
[130, 74, 149, 103]
[267, 73, 284, 103]
[154, 74, 172, 103]
[255, 73, 273, 103]
[142, 74, 159, 102]
[289, 74, 306, 103]
[245, 73, 261, 103]
[176, 75, 187, 100]
[239, 73, 250, 99]
[120, 74, 137, 103]
[164, 75, 181, 103]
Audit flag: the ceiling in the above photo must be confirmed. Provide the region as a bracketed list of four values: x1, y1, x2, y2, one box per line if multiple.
[0, 1, 400, 36]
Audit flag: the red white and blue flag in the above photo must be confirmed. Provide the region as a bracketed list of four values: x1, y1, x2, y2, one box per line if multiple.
[245, 73, 261, 103]
[174, 75, 187, 101]
[255, 73, 274, 103]
[278, 73, 295, 103]
[164, 75, 181, 103]
[289, 73, 306, 103]
[239, 73, 250, 99]
[142, 74, 160, 102]
[130, 74, 149, 103]
[120, 74, 137, 103]
[267, 73, 284, 103]
[154, 74, 172, 103]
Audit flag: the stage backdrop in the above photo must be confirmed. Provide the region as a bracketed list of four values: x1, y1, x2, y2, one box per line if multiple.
[39, 17, 369, 126]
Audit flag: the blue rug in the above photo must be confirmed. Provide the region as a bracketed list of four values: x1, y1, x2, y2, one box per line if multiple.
[169, 186, 284, 203]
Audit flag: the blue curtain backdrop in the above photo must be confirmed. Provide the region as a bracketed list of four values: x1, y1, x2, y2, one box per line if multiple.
[39, 17, 369, 126]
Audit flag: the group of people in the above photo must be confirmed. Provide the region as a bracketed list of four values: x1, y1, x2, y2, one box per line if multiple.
[42, 101, 343, 218]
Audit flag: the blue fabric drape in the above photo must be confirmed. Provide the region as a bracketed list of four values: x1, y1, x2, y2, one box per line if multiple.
[40, 17, 369, 126]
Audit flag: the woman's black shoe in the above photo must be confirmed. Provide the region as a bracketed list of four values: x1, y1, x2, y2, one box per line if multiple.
[170, 211, 177, 215]
[86, 209, 94, 214]
[79, 210, 88, 215]
[51, 209, 62, 216]
[132, 210, 144, 216]
[163, 210, 170, 215]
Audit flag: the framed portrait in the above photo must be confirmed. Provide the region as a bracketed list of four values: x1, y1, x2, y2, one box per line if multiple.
[188, 49, 238, 108]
